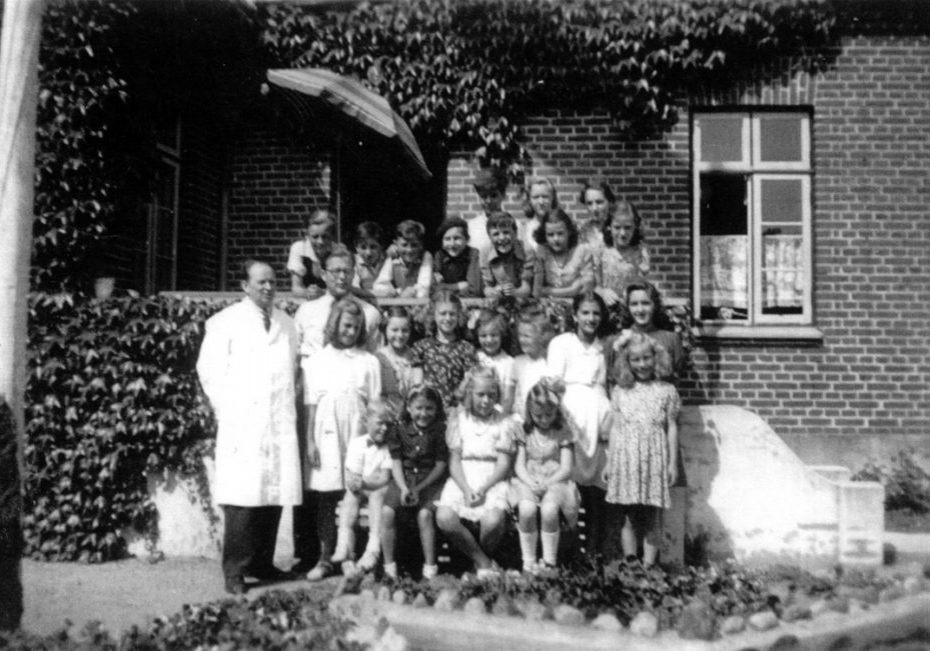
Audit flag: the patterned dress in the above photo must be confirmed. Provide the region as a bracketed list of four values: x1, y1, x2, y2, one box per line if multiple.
[377, 346, 419, 401]
[606, 381, 680, 508]
[511, 425, 579, 517]
[536, 244, 595, 292]
[599, 244, 650, 295]
[410, 337, 477, 409]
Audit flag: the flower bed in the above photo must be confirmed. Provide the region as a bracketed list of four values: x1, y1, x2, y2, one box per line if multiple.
[336, 559, 930, 645]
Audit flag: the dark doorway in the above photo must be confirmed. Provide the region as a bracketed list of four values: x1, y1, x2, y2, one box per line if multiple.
[336, 139, 447, 250]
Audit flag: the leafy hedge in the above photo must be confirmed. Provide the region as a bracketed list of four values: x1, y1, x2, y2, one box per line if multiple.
[260, 0, 837, 171]
[24, 293, 223, 561]
[35, 1, 138, 292]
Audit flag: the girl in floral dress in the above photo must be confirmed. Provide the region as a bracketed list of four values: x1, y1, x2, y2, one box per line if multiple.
[436, 366, 518, 577]
[376, 306, 422, 402]
[596, 201, 650, 309]
[511, 379, 578, 571]
[410, 290, 477, 410]
[606, 332, 680, 566]
[303, 298, 382, 580]
[534, 208, 595, 298]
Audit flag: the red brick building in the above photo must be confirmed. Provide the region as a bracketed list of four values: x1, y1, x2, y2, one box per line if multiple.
[132, 14, 929, 470]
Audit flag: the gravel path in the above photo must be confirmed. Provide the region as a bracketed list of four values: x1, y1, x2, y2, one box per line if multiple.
[21, 557, 338, 637]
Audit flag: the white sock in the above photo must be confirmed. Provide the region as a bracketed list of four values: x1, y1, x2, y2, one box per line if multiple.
[541, 530, 560, 565]
[383, 561, 398, 578]
[332, 528, 354, 562]
[518, 530, 539, 565]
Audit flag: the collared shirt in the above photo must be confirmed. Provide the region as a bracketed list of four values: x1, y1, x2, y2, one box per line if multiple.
[388, 421, 449, 476]
[481, 242, 535, 295]
[286, 238, 326, 289]
[353, 256, 386, 292]
[536, 243, 595, 291]
[294, 292, 382, 360]
[372, 252, 434, 298]
[546, 332, 607, 388]
[345, 434, 393, 479]
[434, 247, 482, 296]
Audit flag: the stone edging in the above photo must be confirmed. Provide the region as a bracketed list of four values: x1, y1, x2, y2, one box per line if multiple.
[331, 592, 930, 651]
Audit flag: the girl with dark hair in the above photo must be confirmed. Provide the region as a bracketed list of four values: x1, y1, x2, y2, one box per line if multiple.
[545, 291, 613, 558]
[534, 208, 595, 298]
[597, 200, 650, 307]
[381, 385, 448, 579]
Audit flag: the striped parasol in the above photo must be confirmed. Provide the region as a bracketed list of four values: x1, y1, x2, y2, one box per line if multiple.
[266, 67, 431, 181]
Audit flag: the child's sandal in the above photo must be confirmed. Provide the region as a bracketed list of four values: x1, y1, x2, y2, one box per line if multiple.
[356, 551, 379, 573]
[306, 561, 334, 582]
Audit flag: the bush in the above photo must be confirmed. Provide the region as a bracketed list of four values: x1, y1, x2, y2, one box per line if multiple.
[853, 450, 930, 515]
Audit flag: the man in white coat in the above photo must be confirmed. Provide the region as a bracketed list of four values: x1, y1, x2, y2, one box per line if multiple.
[197, 259, 302, 594]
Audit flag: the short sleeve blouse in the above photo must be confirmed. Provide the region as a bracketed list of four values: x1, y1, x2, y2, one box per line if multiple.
[446, 411, 517, 458]
[538, 244, 594, 290]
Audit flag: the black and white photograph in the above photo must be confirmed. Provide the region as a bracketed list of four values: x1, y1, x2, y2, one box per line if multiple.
[0, 0, 928, 648]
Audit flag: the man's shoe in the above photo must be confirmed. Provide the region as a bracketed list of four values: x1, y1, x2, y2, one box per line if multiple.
[225, 575, 247, 595]
[248, 566, 295, 582]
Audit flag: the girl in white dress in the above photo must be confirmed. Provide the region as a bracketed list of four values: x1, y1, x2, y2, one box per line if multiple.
[474, 309, 516, 414]
[512, 306, 553, 420]
[436, 366, 517, 577]
[546, 291, 613, 558]
[303, 298, 382, 580]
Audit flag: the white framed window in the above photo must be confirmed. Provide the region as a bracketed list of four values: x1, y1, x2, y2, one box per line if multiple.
[692, 109, 815, 334]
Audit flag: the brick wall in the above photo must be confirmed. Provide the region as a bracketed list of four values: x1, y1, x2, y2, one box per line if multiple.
[225, 123, 331, 289]
[215, 35, 929, 459]
[445, 35, 930, 453]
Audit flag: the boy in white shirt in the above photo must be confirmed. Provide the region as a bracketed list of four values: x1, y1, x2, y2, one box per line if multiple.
[331, 401, 396, 574]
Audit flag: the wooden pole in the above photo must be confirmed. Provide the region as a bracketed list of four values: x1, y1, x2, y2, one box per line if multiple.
[0, 0, 44, 631]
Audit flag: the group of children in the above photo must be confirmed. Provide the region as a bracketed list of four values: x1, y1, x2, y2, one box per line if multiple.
[293, 173, 684, 580]
[288, 172, 649, 306]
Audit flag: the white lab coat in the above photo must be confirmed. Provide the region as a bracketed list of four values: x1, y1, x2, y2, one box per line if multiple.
[197, 299, 302, 507]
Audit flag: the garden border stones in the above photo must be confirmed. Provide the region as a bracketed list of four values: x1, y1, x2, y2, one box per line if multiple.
[332, 591, 930, 650]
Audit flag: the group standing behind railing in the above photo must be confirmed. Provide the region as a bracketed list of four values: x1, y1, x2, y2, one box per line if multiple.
[198, 169, 685, 593]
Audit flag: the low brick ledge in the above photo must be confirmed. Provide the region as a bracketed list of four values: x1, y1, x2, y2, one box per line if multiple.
[331, 592, 930, 651]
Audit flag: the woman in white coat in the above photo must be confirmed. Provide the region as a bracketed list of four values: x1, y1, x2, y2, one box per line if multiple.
[197, 260, 302, 594]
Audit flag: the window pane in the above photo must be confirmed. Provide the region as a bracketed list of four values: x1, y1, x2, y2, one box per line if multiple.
[699, 173, 748, 321]
[759, 116, 803, 163]
[761, 227, 804, 314]
[697, 116, 743, 163]
[759, 178, 803, 223]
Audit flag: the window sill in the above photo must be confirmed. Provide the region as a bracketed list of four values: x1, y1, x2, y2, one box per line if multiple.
[694, 324, 823, 343]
